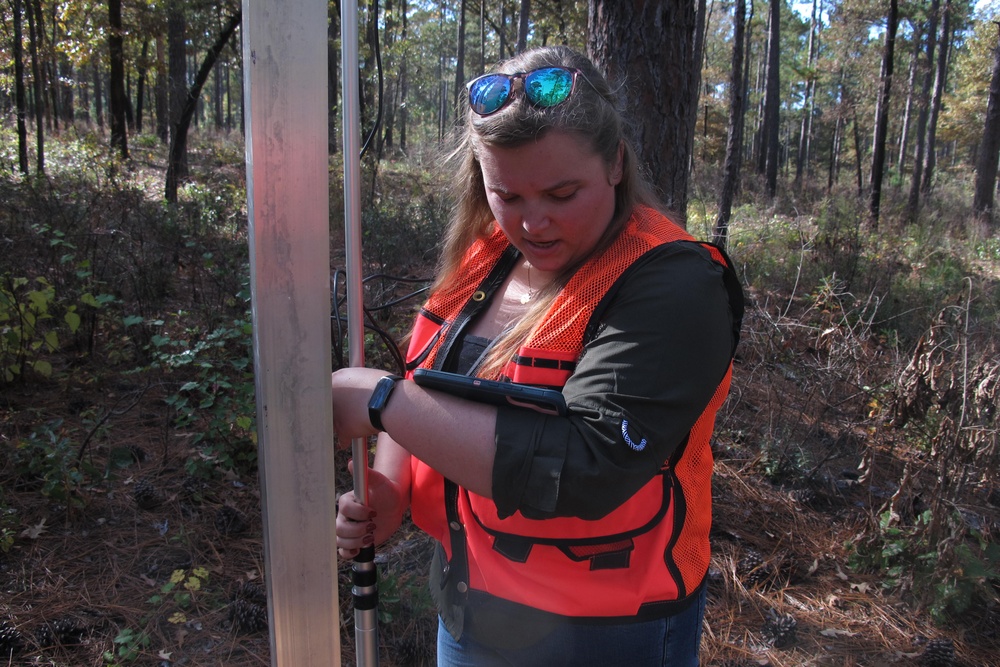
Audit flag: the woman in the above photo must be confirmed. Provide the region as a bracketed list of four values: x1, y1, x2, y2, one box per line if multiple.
[332, 45, 743, 666]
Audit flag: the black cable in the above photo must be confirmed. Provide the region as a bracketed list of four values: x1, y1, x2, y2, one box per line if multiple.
[331, 269, 432, 376]
[359, 0, 384, 160]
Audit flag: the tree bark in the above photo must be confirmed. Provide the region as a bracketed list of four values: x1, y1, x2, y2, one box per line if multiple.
[454, 0, 467, 113]
[136, 39, 149, 134]
[12, 0, 29, 174]
[869, 0, 898, 226]
[761, 0, 780, 198]
[328, 0, 340, 154]
[974, 22, 1000, 223]
[795, 0, 819, 184]
[588, 0, 702, 224]
[108, 0, 129, 160]
[25, 0, 44, 173]
[516, 0, 530, 54]
[897, 29, 923, 174]
[907, 0, 940, 218]
[167, 4, 187, 181]
[155, 36, 169, 142]
[714, 0, 747, 249]
[922, 0, 951, 195]
[165, 11, 242, 202]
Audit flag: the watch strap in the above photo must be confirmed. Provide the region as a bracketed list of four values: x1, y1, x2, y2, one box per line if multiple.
[367, 374, 404, 432]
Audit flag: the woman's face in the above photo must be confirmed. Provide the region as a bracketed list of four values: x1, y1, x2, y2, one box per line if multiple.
[477, 131, 622, 280]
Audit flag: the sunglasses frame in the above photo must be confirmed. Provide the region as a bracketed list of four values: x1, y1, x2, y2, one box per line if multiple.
[466, 67, 581, 117]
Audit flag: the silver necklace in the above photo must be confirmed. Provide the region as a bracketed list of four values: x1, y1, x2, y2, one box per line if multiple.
[519, 264, 535, 304]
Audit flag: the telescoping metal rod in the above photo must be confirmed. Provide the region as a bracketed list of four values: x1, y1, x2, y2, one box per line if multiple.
[341, 2, 380, 666]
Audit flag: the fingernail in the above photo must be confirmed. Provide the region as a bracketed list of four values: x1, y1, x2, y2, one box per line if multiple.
[366, 523, 377, 533]
[362, 534, 374, 546]
[368, 510, 378, 519]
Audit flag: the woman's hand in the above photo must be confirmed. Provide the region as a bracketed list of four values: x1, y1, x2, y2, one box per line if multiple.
[336, 459, 407, 560]
[330, 367, 395, 447]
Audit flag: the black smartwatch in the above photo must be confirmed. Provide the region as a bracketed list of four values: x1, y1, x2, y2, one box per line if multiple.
[367, 375, 404, 432]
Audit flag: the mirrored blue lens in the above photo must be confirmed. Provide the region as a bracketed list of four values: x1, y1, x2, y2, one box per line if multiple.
[523, 68, 575, 107]
[469, 75, 512, 115]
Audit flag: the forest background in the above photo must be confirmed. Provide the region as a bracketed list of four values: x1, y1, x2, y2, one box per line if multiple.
[2, 0, 1000, 666]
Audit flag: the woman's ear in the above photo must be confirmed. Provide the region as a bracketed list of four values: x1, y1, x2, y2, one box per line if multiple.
[608, 141, 625, 186]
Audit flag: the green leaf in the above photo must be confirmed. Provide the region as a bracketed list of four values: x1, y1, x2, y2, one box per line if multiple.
[123, 315, 144, 327]
[32, 360, 53, 377]
[65, 310, 81, 333]
[81, 293, 101, 308]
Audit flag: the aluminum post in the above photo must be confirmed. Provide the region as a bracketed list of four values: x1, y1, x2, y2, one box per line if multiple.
[243, 0, 341, 664]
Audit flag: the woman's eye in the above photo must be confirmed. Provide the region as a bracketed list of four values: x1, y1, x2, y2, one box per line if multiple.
[550, 190, 577, 201]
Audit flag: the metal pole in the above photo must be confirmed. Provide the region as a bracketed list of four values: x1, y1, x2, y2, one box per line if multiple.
[341, 2, 380, 666]
[243, 0, 341, 665]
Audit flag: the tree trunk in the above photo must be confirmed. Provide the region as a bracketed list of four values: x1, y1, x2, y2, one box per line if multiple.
[922, 0, 951, 195]
[479, 0, 486, 70]
[516, 0, 530, 54]
[93, 59, 104, 130]
[714, 0, 747, 249]
[400, 0, 409, 151]
[907, 0, 940, 218]
[869, 0, 898, 226]
[761, 0, 780, 198]
[165, 11, 242, 202]
[588, 0, 702, 224]
[328, 1, 340, 154]
[12, 0, 29, 175]
[108, 0, 129, 160]
[213, 60, 224, 129]
[897, 30, 922, 174]
[155, 36, 169, 142]
[136, 39, 149, 134]
[795, 0, 819, 184]
[973, 22, 1000, 222]
[29, 0, 49, 134]
[167, 4, 188, 181]
[828, 113, 841, 191]
[454, 0, 467, 113]
[25, 0, 44, 173]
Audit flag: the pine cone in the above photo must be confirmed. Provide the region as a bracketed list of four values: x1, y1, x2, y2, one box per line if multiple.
[761, 608, 797, 648]
[133, 477, 163, 510]
[215, 506, 248, 535]
[920, 638, 956, 667]
[35, 616, 85, 647]
[737, 549, 770, 587]
[788, 487, 816, 506]
[229, 581, 268, 633]
[0, 621, 24, 657]
[229, 598, 268, 633]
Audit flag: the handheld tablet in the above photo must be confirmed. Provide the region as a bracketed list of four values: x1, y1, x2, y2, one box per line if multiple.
[412, 368, 567, 416]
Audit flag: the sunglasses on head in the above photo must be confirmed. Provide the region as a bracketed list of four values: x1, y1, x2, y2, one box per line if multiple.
[466, 66, 580, 116]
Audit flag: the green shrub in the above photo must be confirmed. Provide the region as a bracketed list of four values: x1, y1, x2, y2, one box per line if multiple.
[138, 315, 257, 478]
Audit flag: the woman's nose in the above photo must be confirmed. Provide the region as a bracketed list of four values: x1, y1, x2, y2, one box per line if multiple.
[521, 203, 551, 233]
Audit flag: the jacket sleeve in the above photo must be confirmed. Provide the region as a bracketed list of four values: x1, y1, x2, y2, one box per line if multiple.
[491, 242, 737, 520]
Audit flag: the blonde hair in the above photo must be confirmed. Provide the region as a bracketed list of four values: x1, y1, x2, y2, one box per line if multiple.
[435, 46, 661, 379]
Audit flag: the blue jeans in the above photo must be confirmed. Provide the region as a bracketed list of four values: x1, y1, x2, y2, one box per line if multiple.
[436, 586, 706, 667]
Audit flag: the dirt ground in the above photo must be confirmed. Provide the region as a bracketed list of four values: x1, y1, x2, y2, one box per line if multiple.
[2, 287, 998, 667]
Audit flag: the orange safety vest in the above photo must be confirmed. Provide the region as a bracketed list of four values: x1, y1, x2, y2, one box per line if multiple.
[405, 206, 739, 619]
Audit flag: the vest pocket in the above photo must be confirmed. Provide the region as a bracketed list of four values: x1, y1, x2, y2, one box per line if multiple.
[468, 472, 674, 570]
